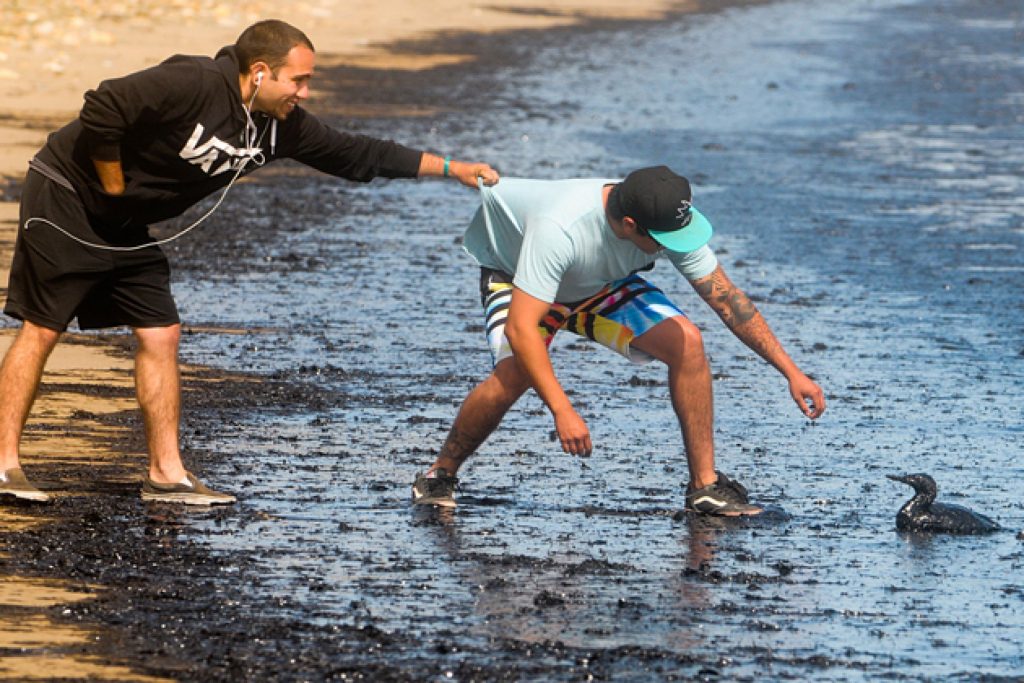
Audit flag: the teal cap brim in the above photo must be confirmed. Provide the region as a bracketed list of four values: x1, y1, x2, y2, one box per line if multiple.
[647, 207, 713, 252]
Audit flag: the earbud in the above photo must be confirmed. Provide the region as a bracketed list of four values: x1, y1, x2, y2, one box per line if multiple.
[255, 71, 264, 86]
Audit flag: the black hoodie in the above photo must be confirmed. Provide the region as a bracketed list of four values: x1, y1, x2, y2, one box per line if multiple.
[34, 46, 423, 229]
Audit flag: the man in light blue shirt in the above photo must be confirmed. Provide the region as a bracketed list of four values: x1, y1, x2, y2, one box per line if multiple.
[413, 166, 825, 515]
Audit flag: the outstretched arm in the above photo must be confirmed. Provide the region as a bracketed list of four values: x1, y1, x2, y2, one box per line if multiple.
[691, 265, 826, 419]
[418, 153, 499, 188]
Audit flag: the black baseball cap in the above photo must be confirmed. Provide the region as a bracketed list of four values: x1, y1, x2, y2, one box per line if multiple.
[609, 166, 713, 252]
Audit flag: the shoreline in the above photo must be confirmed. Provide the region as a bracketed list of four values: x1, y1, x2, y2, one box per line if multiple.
[3, 0, 1019, 678]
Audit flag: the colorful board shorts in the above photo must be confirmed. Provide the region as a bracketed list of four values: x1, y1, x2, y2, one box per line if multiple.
[479, 268, 686, 366]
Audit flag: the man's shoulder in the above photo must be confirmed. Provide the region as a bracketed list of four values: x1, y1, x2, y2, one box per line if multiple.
[132, 50, 235, 102]
[494, 177, 616, 191]
[157, 53, 217, 72]
[151, 49, 235, 85]
[491, 177, 613, 217]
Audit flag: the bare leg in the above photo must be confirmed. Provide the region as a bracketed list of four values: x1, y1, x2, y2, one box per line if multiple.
[430, 357, 532, 475]
[0, 321, 61, 471]
[133, 325, 186, 484]
[631, 316, 717, 490]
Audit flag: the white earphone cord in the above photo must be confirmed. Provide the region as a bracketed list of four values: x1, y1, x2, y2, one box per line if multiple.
[25, 77, 268, 253]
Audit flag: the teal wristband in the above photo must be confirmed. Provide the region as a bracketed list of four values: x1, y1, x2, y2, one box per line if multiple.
[443, 155, 451, 177]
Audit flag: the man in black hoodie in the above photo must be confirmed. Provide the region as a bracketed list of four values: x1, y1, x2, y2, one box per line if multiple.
[0, 19, 499, 505]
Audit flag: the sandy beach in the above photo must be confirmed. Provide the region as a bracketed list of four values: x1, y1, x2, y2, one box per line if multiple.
[3, 0, 1021, 679]
[0, 1, 689, 679]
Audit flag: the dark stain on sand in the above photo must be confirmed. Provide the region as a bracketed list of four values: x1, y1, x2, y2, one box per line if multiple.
[2, 0, 1023, 680]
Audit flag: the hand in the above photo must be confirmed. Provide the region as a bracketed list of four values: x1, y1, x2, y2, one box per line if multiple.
[92, 158, 126, 195]
[553, 408, 592, 457]
[789, 373, 826, 419]
[451, 161, 499, 188]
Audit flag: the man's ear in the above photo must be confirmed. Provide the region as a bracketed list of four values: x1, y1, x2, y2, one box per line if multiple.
[622, 216, 640, 235]
[250, 61, 270, 84]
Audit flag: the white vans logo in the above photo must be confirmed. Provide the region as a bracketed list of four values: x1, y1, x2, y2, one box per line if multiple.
[179, 123, 260, 176]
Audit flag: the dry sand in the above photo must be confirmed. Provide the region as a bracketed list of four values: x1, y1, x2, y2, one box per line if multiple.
[0, 1, 689, 679]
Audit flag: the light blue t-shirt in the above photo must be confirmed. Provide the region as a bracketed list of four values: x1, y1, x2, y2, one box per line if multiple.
[462, 178, 718, 303]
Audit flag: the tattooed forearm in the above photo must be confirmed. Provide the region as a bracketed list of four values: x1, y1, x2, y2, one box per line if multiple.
[692, 266, 790, 370]
[693, 267, 759, 328]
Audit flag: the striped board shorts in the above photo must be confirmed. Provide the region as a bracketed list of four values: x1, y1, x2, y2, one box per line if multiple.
[479, 268, 686, 366]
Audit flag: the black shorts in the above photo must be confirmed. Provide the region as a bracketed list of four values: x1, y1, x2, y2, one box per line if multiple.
[4, 171, 179, 332]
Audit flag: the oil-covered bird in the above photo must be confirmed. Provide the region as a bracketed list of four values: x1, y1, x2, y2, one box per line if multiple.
[887, 473, 1000, 534]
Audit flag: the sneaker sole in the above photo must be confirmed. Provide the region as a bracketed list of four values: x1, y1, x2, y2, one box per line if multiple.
[685, 506, 763, 517]
[141, 492, 236, 505]
[1, 489, 50, 503]
[714, 508, 763, 517]
[412, 493, 457, 508]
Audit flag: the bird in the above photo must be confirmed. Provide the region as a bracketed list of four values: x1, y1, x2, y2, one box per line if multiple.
[887, 473, 1000, 534]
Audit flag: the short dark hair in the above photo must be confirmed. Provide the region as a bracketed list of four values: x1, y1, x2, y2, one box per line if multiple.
[234, 19, 315, 74]
[607, 183, 626, 222]
[607, 183, 652, 236]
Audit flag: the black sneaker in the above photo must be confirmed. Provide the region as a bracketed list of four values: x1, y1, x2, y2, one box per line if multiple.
[685, 471, 762, 516]
[412, 468, 458, 508]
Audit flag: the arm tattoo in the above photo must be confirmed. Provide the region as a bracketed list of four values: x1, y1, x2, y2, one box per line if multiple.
[693, 268, 759, 328]
[693, 266, 787, 366]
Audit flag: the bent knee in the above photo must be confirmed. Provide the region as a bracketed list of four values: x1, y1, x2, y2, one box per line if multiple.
[667, 317, 705, 358]
[676, 316, 705, 349]
[636, 316, 706, 366]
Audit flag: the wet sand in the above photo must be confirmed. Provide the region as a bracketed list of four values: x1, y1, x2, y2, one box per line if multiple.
[3, 0, 1023, 680]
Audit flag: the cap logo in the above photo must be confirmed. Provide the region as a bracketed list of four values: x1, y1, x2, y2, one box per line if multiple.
[676, 199, 693, 228]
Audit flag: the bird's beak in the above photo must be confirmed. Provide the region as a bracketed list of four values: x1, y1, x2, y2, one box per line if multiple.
[886, 474, 910, 484]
